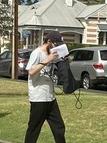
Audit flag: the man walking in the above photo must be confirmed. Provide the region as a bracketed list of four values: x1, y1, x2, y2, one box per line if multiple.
[24, 31, 66, 143]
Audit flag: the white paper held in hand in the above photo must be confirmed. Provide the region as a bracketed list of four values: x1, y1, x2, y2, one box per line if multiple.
[50, 44, 69, 59]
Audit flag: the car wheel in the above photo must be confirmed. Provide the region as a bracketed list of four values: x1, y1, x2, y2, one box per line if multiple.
[81, 74, 91, 89]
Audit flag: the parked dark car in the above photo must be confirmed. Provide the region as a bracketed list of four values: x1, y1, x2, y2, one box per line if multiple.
[0, 48, 33, 78]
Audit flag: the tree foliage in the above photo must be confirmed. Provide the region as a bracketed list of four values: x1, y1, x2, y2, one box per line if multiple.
[19, 0, 38, 5]
[0, 3, 12, 37]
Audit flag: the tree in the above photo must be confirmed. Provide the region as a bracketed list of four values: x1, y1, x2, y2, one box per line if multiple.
[19, 0, 39, 5]
[0, 2, 12, 51]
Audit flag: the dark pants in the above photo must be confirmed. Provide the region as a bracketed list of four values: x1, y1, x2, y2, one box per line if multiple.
[24, 99, 66, 143]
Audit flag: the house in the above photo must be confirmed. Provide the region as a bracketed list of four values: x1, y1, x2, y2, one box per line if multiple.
[18, 0, 86, 48]
[78, 1, 107, 45]
[12, 0, 107, 48]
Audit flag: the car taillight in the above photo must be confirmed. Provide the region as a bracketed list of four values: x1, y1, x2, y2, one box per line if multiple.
[93, 63, 104, 70]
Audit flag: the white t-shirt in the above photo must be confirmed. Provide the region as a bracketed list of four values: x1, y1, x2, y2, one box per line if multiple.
[26, 47, 55, 102]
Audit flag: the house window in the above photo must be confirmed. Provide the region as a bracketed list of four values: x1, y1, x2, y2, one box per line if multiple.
[99, 32, 104, 45]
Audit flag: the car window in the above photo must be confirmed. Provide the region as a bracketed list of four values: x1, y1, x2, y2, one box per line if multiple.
[74, 50, 93, 61]
[18, 51, 31, 59]
[7, 51, 12, 59]
[0, 51, 8, 59]
[100, 50, 107, 60]
[69, 50, 78, 62]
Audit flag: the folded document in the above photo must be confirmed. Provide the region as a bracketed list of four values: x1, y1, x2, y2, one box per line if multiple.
[50, 44, 69, 59]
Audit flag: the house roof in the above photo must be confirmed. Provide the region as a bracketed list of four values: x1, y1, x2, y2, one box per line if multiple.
[77, 4, 107, 19]
[18, 0, 86, 28]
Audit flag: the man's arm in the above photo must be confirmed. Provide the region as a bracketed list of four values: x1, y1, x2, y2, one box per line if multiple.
[28, 52, 58, 76]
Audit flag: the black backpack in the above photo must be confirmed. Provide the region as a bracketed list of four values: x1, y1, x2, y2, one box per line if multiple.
[55, 58, 80, 94]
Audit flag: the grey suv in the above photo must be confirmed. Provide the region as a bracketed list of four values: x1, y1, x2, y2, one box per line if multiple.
[68, 46, 107, 89]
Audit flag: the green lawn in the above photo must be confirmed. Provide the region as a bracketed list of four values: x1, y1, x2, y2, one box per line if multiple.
[0, 78, 107, 143]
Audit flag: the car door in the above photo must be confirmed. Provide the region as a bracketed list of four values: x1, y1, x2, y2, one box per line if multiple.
[69, 49, 95, 81]
[69, 50, 86, 81]
[0, 51, 12, 76]
[68, 50, 81, 81]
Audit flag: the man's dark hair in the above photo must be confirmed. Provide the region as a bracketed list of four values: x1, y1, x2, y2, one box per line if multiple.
[44, 31, 64, 45]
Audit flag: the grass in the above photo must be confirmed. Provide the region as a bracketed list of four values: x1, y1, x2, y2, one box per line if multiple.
[0, 78, 107, 143]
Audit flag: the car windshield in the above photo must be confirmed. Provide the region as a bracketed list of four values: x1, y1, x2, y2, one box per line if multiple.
[18, 51, 31, 59]
[100, 50, 107, 60]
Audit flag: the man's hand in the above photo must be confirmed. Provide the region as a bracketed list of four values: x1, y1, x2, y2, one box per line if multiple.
[44, 52, 58, 65]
